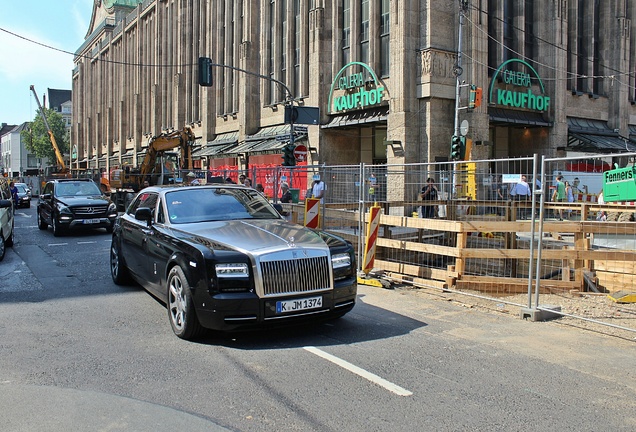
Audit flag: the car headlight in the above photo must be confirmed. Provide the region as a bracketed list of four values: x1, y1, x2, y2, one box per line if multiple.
[331, 252, 351, 269]
[108, 202, 117, 213]
[59, 206, 72, 215]
[215, 263, 249, 278]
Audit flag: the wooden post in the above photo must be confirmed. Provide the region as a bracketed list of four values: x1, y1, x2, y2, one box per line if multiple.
[455, 232, 467, 277]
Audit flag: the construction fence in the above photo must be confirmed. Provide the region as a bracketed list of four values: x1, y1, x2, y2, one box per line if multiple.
[243, 153, 636, 335]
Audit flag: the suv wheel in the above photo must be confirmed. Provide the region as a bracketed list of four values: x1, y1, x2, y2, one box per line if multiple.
[38, 210, 48, 230]
[0, 233, 5, 261]
[52, 216, 65, 237]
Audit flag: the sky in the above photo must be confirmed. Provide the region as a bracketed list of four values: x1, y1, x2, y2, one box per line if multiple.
[0, 0, 93, 126]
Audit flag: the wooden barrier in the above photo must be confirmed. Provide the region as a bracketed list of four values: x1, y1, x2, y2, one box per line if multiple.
[284, 199, 636, 294]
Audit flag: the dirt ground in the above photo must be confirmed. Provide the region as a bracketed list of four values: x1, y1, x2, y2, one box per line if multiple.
[395, 283, 636, 342]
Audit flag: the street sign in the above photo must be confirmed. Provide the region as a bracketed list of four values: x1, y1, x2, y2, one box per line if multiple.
[284, 106, 320, 125]
[293, 125, 308, 133]
[293, 144, 308, 162]
[275, 134, 288, 142]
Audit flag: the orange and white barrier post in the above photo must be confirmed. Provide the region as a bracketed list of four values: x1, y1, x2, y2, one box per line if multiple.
[362, 204, 381, 275]
[304, 198, 321, 228]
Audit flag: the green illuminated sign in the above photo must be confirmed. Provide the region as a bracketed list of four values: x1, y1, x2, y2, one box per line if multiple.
[489, 59, 550, 112]
[328, 62, 386, 114]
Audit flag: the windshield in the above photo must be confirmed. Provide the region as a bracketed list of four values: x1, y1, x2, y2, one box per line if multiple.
[55, 181, 102, 197]
[15, 184, 28, 194]
[166, 187, 280, 224]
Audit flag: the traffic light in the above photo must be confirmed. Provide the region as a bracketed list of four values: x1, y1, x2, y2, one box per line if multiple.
[450, 135, 465, 161]
[469, 85, 482, 109]
[474, 87, 482, 107]
[198, 57, 213, 87]
[281, 144, 296, 166]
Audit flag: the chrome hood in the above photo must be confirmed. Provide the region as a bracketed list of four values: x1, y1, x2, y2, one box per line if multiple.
[174, 219, 333, 253]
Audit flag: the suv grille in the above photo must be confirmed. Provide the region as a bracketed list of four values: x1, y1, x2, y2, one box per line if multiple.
[72, 205, 108, 217]
[261, 256, 331, 296]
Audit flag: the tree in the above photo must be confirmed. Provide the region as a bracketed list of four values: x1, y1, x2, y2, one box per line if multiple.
[20, 108, 69, 163]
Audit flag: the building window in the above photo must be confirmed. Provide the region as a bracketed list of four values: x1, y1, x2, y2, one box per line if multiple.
[294, 0, 301, 97]
[342, 0, 351, 66]
[379, 0, 390, 76]
[281, 0, 287, 100]
[360, 0, 369, 65]
[268, 0, 276, 104]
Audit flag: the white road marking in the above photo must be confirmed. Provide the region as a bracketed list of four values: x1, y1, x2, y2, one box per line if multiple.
[77, 241, 97, 244]
[48, 243, 68, 247]
[304, 346, 413, 397]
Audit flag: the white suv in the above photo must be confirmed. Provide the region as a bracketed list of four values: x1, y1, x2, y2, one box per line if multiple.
[0, 178, 15, 261]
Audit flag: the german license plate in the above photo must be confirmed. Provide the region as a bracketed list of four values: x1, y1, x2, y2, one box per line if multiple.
[276, 296, 322, 314]
[83, 219, 101, 224]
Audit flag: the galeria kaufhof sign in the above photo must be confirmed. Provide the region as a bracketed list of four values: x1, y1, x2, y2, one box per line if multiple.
[488, 59, 550, 112]
[328, 62, 386, 114]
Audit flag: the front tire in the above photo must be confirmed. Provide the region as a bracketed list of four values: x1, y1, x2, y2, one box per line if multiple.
[110, 239, 132, 285]
[167, 266, 204, 340]
[38, 210, 48, 230]
[0, 233, 5, 262]
[52, 216, 65, 237]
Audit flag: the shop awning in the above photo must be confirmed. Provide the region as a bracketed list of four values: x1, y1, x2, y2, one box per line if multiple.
[489, 108, 552, 127]
[322, 105, 389, 129]
[567, 117, 636, 153]
[215, 125, 307, 157]
[193, 131, 239, 157]
[567, 133, 636, 152]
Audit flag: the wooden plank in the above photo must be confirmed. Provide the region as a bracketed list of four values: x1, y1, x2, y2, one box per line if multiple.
[593, 260, 636, 274]
[456, 279, 578, 294]
[375, 259, 447, 281]
[595, 270, 636, 289]
[376, 238, 460, 257]
[386, 272, 447, 290]
[460, 274, 579, 288]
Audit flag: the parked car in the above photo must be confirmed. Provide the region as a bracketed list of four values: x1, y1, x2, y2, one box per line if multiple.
[37, 178, 118, 237]
[14, 183, 31, 208]
[110, 184, 357, 340]
[0, 178, 15, 261]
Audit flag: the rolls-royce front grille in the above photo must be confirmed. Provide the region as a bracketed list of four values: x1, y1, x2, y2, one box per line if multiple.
[261, 256, 331, 296]
[72, 205, 108, 216]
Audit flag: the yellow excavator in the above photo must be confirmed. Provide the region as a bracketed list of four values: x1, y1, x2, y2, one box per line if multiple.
[109, 126, 197, 211]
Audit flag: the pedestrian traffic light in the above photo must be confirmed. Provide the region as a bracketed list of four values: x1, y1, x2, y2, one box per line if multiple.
[474, 87, 482, 107]
[469, 85, 482, 109]
[281, 144, 296, 166]
[450, 135, 465, 161]
[198, 57, 213, 87]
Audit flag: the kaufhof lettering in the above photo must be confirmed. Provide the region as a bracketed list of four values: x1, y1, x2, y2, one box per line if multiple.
[496, 88, 550, 111]
[333, 87, 385, 111]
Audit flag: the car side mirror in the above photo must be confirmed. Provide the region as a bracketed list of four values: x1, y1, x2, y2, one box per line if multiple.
[0, 199, 11, 209]
[41, 193, 52, 200]
[135, 207, 153, 225]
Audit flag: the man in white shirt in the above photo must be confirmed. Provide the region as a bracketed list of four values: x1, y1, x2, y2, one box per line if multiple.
[311, 176, 326, 203]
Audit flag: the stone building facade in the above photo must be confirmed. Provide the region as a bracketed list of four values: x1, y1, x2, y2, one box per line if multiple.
[72, 1, 636, 176]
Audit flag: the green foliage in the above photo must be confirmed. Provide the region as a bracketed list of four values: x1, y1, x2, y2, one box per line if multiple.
[20, 108, 69, 163]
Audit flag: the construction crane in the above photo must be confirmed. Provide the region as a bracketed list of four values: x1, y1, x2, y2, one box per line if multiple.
[29, 85, 68, 177]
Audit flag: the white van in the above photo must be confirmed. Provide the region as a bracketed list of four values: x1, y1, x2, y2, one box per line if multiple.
[0, 178, 15, 261]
